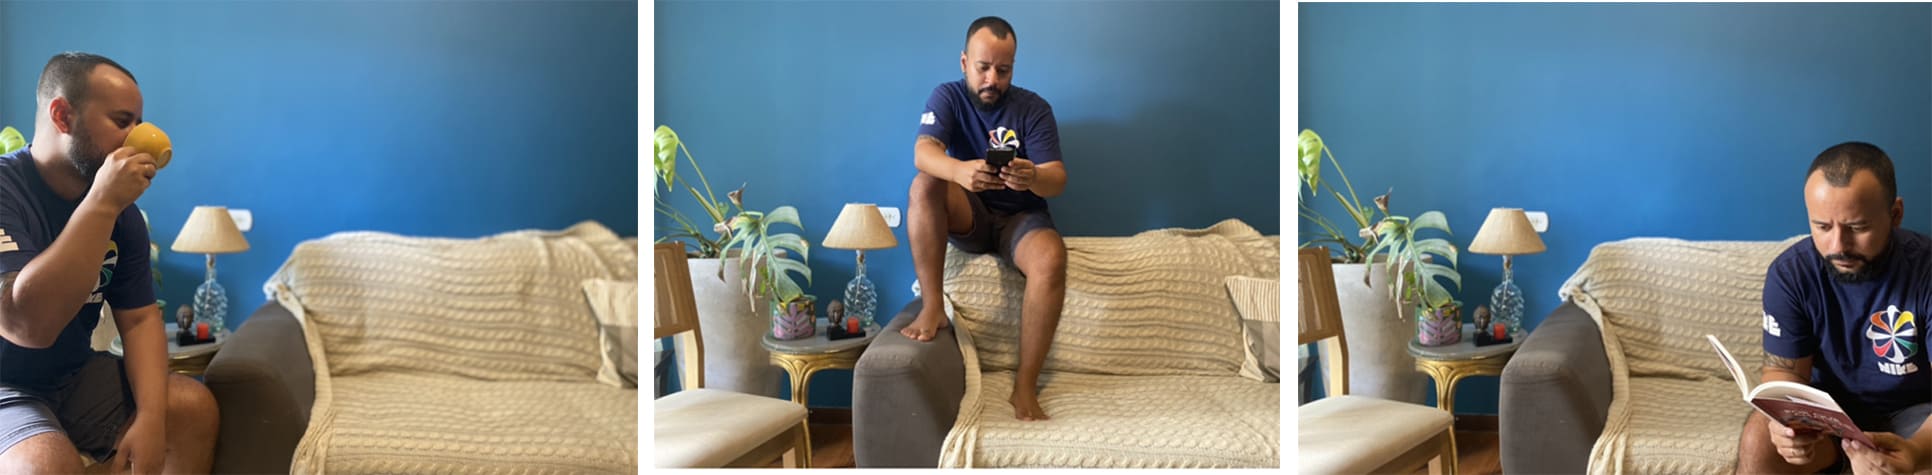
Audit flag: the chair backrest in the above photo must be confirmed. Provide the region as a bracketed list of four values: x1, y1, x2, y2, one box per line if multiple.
[654, 243, 704, 390]
[1297, 248, 1348, 397]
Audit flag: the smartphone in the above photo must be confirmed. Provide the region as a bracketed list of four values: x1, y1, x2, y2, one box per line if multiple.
[985, 147, 1015, 172]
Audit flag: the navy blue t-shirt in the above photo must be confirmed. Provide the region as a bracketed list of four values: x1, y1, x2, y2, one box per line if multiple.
[915, 80, 1062, 213]
[1764, 229, 1932, 423]
[0, 147, 154, 389]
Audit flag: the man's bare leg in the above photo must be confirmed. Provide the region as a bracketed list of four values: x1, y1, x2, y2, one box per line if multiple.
[0, 432, 83, 474]
[1009, 228, 1066, 421]
[162, 373, 218, 474]
[905, 172, 974, 342]
[1737, 411, 1835, 474]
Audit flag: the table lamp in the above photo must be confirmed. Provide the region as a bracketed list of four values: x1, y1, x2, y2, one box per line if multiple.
[171, 206, 249, 335]
[822, 203, 898, 331]
[1468, 208, 1545, 337]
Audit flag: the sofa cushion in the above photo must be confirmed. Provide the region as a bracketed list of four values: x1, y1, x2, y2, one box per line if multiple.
[292, 373, 637, 473]
[1224, 276, 1280, 383]
[582, 278, 639, 388]
[939, 372, 1278, 467]
[266, 221, 636, 382]
[941, 219, 1278, 377]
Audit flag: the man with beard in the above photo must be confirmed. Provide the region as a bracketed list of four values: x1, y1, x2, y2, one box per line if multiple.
[905, 16, 1068, 421]
[1738, 142, 1932, 474]
[0, 52, 217, 473]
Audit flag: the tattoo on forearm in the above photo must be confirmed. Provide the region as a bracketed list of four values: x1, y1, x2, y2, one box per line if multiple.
[1763, 354, 1800, 372]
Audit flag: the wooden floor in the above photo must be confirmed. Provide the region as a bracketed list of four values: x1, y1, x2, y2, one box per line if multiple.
[771, 410, 1503, 471]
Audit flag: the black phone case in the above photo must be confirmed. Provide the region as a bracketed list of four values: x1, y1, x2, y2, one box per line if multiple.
[986, 148, 1015, 170]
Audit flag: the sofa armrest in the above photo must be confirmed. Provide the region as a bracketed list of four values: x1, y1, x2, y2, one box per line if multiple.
[852, 299, 965, 468]
[1499, 301, 1613, 474]
[205, 303, 316, 474]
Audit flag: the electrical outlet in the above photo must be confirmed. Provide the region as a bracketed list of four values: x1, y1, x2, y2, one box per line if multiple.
[229, 209, 253, 232]
[879, 206, 901, 228]
[1524, 210, 1548, 233]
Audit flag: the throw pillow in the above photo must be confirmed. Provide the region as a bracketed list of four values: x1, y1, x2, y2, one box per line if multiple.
[1225, 275, 1280, 383]
[582, 278, 639, 388]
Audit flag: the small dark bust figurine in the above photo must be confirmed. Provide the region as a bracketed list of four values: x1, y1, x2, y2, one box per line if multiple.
[176, 304, 194, 330]
[1474, 305, 1492, 330]
[827, 300, 845, 323]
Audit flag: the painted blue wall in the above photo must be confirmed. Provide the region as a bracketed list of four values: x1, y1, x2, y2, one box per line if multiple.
[1300, 3, 1932, 414]
[1, 1, 639, 329]
[657, 1, 1280, 407]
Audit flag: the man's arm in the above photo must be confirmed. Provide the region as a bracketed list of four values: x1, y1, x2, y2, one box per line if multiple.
[1760, 352, 1812, 385]
[112, 304, 167, 412]
[916, 135, 999, 192]
[1024, 161, 1066, 198]
[0, 203, 119, 348]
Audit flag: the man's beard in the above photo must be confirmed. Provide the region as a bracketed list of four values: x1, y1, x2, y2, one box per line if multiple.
[973, 84, 1004, 109]
[1826, 249, 1888, 283]
[65, 127, 106, 181]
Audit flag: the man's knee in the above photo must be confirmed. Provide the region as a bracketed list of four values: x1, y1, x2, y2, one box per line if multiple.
[166, 374, 218, 433]
[0, 432, 82, 474]
[1017, 232, 1067, 279]
[910, 171, 947, 198]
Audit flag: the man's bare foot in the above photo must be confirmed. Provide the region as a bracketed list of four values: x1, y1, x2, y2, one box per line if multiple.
[1010, 390, 1049, 421]
[900, 308, 951, 342]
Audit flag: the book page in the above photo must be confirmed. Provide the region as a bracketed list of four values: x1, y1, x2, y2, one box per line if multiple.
[1707, 334, 1753, 398]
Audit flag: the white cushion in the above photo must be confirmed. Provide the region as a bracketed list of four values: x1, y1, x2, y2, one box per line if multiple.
[1224, 276, 1280, 382]
[654, 389, 808, 467]
[582, 278, 639, 388]
[1297, 395, 1453, 474]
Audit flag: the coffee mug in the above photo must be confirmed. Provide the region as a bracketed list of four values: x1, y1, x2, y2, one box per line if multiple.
[124, 122, 172, 169]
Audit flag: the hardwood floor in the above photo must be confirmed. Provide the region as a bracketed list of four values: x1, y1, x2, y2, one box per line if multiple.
[773, 410, 1505, 471]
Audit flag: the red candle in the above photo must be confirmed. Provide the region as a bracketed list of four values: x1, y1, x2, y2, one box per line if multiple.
[847, 316, 861, 334]
[197, 322, 212, 341]
[1493, 322, 1507, 340]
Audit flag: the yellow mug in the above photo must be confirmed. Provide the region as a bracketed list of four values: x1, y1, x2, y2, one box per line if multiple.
[124, 122, 172, 170]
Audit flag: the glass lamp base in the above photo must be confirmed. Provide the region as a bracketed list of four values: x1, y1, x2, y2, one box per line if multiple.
[193, 278, 228, 335]
[1490, 278, 1524, 336]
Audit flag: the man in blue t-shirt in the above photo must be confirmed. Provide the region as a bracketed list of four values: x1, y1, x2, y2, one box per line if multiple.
[1739, 142, 1932, 474]
[906, 16, 1068, 421]
[0, 52, 217, 473]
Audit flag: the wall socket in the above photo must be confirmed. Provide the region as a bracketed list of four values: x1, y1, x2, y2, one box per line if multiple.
[229, 209, 253, 232]
[1524, 210, 1548, 233]
[879, 206, 901, 228]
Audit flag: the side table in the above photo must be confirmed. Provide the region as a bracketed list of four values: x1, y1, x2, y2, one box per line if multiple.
[109, 324, 225, 377]
[1409, 322, 1524, 466]
[762, 321, 879, 462]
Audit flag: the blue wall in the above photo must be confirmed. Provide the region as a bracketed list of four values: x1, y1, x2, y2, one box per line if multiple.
[657, 1, 1280, 407]
[1300, 3, 1932, 414]
[1, 1, 639, 329]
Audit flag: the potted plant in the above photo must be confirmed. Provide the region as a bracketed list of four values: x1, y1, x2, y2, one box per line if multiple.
[718, 204, 814, 340]
[655, 125, 809, 396]
[1297, 128, 1464, 402]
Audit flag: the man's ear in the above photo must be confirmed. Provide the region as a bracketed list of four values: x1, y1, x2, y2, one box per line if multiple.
[960, 51, 968, 73]
[1893, 197, 1905, 228]
[48, 98, 75, 135]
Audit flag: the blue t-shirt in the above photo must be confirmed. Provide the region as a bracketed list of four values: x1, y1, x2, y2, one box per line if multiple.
[915, 80, 1062, 213]
[1764, 229, 1932, 422]
[0, 147, 154, 389]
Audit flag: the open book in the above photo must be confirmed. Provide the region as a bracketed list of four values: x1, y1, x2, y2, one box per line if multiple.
[1706, 334, 1873, 447]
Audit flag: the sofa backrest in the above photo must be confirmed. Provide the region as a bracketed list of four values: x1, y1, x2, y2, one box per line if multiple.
[1558, 236, 1805, 381]
[266, 221, 637, 382]
[943, 219, 1278, 377]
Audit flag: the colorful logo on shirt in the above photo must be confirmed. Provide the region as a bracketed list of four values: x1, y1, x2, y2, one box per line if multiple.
[1866, 305, 1921, 376]
[0, 229, 16, 253]
[987, 126, 1019, 149]
[89, 241, 117, 304]
[920, 112, 936, 126]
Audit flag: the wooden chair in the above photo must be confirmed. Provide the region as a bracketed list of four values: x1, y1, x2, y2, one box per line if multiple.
[653, 243, 812, 468]
[1297, 248, 1458, 474]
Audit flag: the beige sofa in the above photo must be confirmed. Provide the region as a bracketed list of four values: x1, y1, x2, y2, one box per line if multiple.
[214, 221, 639, 473]
[858, 219, 1280, 468]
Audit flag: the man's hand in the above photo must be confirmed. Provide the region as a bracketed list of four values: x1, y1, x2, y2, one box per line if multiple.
[111, 409, 166, 474]
[1000, 158, 1036, 191]
[1845, 432, 1921, 475]
[85, 146, 157, 212]
[1769, 418, 1832, 466]
[955, 159, 1004, 192]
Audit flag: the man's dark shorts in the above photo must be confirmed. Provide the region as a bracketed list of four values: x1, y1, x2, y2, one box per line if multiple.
[0, 352, 135, 462]
[1816, 402, 1932, 474]
[949, 191, 1056, 263]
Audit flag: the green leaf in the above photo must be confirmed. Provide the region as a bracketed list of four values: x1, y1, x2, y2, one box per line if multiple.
[1413, 238, 1459, 267]
[653, 126, 679, 186]
[767, 233, 810, 263]
[1418, 262, 1461, 291]
[764, 206, 803, 230]
[0, 127, 23, 155]
[1297, 129, 1324, 193]
[1412, 211, 1452, 234]
[769, 255, 813, 286]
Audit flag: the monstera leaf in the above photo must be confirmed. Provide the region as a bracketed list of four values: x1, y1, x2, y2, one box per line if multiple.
[0, 127, 23, 155]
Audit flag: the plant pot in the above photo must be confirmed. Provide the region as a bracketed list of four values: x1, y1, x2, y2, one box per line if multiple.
[1416, 303, 1463, 347]
[771, 295, 817, 340]
[1330, 262, 1429, 404]
[686, 257, 781, 398]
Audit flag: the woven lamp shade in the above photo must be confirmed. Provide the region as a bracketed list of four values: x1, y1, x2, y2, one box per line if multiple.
[171, 206, 250, 254]
[1468, 208, 1545, 255]
[822, 203, 898, 250]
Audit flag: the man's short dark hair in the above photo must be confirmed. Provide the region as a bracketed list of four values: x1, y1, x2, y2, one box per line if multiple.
[1808, 141, 1898, 203]
[965, 16, 1015, 49]
[36, 52, 137, 111]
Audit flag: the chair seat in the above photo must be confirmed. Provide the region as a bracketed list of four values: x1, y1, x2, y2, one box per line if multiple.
[654, 388, 809, 467]
[1297, 395, 1454, 474]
